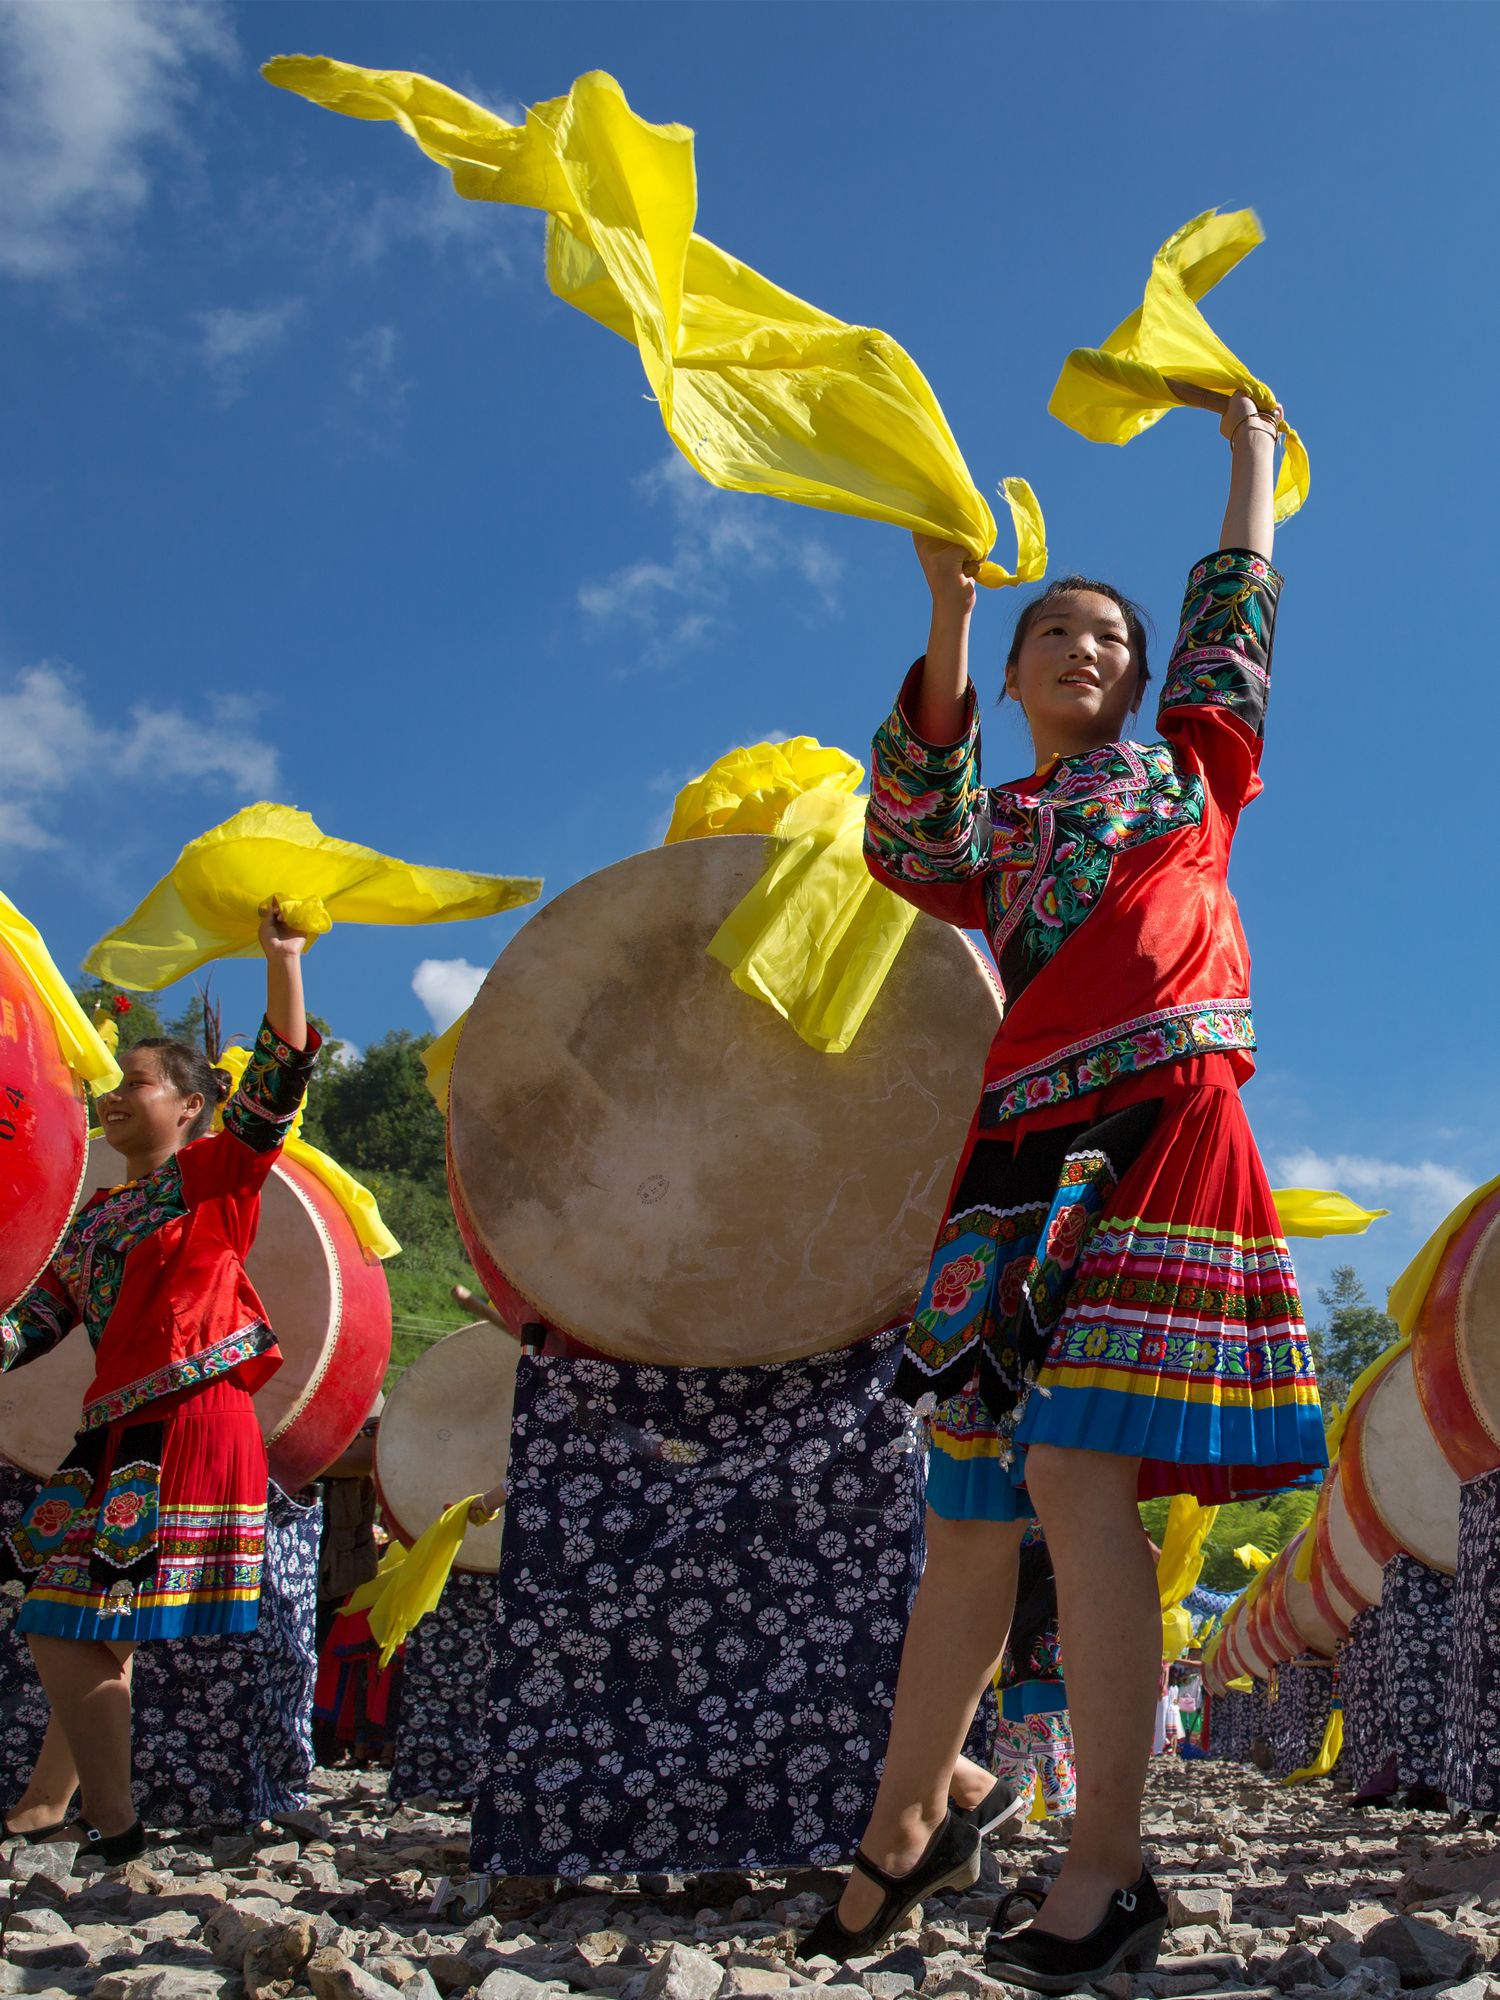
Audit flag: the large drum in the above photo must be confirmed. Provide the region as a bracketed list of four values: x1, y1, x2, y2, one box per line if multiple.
[1282, 1531, 1342, 1658]
[1340, 1348, 1460, 1575]
[1411, 1186, 1500, 1482]
[1315, 1463, 1384, 1609]
[448, 837, 1003, 1365]
[374, 1320, 517, 1574]
[0, 935, 89, 1316]
[0, 1139, 391, 1489]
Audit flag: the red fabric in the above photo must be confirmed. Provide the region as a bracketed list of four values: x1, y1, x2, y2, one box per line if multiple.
[868, 676, 1258, 1101]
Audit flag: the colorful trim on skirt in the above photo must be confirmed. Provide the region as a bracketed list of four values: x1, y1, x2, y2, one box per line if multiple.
[927, 1388, 1035, 1523]
[897, 1058, 1326, 1504]
[5, 1376, 268, 1641]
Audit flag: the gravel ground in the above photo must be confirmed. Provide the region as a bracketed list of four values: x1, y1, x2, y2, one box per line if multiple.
[3, 1761, 1499, 2000]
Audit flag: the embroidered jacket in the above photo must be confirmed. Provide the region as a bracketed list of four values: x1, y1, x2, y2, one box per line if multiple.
[865, 548, 1279, 1124]
[0, 1017, 320, 1428]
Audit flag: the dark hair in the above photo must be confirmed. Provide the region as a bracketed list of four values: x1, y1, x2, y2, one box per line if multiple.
[131, 1037, 232, 1140]
[1005, 575, 1153, 709]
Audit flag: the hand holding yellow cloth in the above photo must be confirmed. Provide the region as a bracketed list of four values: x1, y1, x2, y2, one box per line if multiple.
[263, 57, 1047, 587]
[214, 1044, 400, 1261]
[1272, 1188, 1388, 1238]
[85, 802, 541, 991]
[667, 738, 919, 1055]
[0, 891, 122, 1095]
[1050, 208, 1309, 524]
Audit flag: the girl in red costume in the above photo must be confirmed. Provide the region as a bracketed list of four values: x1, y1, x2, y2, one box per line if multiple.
[0, 905, 316, 1863]
[847, 389, 1323, 1990]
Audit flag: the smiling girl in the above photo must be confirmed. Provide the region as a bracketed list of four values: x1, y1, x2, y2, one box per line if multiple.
[0, 905, 318, 1863]
[823, 390, 1324, 1989]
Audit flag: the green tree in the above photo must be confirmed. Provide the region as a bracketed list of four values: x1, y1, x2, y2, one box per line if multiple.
[299, 1029, 446, 1182]
[1307, 1265, 1398, 1407]
[71, 981, 166, 1049]
[1140, 1489, 1318, 1596]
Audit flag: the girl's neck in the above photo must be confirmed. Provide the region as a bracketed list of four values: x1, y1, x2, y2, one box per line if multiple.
[1028, 722, 1127, 776]
[114, 1139, 186, 1186]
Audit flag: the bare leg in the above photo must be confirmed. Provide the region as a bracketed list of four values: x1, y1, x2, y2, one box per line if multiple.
[26, 1636, 137, 1837]
[837, 1512, 1024, 1930]
[4, 1715, 80, 1833]
[1024, 1445, 1156, 1938]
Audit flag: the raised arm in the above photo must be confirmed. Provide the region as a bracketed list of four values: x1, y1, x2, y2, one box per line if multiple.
[260, 899, 309, 1052]
[909, 535, 978, 744]
[1165, 381, 1282, 560]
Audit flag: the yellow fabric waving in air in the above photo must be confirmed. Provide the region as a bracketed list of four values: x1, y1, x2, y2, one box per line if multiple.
[666, 738, 919, 1055]
[1050, 208, 1309, 523]
[1283, 1705, 1343, 1784]
[0, 891, 122, 1095]
[262, 57, 1047, 587]
[1386, 1169, 1500, 1335]
[1271, 1189, 1388, 1239]
[1234, 1543, 1273, 1573]
[421, 1012, 467, 1116]
[85, 803, 541, 992]
[366, 1495, 482, 1669]
[214, 1044, 400, 1261]
[1157, 1492, 1218, 1658]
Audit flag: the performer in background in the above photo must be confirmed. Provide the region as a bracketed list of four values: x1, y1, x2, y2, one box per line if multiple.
[855, 388, 1322, 1990]
[0, 906, 316, 1862]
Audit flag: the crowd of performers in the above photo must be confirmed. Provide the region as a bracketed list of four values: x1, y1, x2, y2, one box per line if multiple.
[3, 388, 1472, 1989]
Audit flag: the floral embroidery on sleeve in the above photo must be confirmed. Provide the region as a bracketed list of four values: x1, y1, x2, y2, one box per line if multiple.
[1159, 548, 1282, 741]
[0, 1278, 77, 1373]
[221, 1016, 321, 1156]
[864, 669, 989, 886]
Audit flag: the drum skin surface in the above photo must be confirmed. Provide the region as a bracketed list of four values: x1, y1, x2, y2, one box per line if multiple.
[447, 837, 1002, 1366]
[375, 1321, 517, 1575]
[1344, 1349, 1460, 1575]
[1412, 1189, 1500, 1482]
[1282, 1532, 1341, 1657]
[0, 936, 89, 1317]
[1319, 1465, 1384, 1609]
[0, 1139, 391, 1487]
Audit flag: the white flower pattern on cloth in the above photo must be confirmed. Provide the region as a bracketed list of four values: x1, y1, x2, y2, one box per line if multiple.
[471, 1334, 924, 1876]
[1268, 1658, 1335, 1779]
[1379, 1553, 1454, 1793]
[389, 1569, 498, 1805]
[1339, 1605, 1390, 1795]
[1446, 1467, 1500, 1812]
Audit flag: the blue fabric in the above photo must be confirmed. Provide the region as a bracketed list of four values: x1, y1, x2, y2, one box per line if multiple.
[471, 1333, 924, 1876]
[926, 1436, 1035, 1523]
[1014, 1381, 1327, 1492]
[1000, 1681, 1068, 1721]
[16, 1597, 262, 1640]
[390, 1568, 496, 1805]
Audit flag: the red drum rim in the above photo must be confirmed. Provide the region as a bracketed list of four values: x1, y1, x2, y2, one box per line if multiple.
[1411, 1190, 1500, 1483]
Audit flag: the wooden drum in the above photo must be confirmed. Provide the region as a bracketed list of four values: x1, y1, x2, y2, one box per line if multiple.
[0, 1139, 392, 1488]
[1411, 1187, 1500, 1482]
[447, 837, 1003, 1366]
[1340, 1348, 1460, 1576]
[1282, 1531, 1342, 1658]
[375, 1320, 518, 1575]
[0, 935, 89, 1316]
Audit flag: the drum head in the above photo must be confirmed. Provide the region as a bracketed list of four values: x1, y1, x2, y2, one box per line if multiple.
[374, 1321, 517, 1574]
[1358, 1350, 1460, 1574]
[448, 836, 1002, 1366]
[1324, 1466, 1385, 1607]
[1455, 1202, 1500, 1460]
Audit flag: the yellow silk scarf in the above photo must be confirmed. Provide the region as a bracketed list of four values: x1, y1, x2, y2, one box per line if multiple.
[85, 802, 541, 991]
[0, 890, 121, 1094]
[1157, 1492, 1219, 1658]
[1282, 1705, 1343, 1784]
[214, 1043, 400, 1261]
[263, 57, 1046, 586]
[1271, 1189, 1388, 1238]
[1050, 208, 1309, 524]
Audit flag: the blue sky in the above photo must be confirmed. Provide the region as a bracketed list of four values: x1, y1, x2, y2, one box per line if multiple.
[3, 0, 1495, 1310]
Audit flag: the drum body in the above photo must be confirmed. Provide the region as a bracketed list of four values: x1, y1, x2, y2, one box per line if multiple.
[1282, 1533, 1341, 1657]
[374, 1321, 517, 1575]
[448, 837, 1003, 1367]
[1411, 1189, 1500, 1482]
[0, 1140, 391, 1488]
[1318, 1466, 1384, 1609]
[0, 937, 89, 1316]
[1342, 1350, 1459, 1575]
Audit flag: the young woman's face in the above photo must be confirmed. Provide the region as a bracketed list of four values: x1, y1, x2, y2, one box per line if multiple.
[94, 1048, 203, 1158]
[1005, 590, 1142, 745]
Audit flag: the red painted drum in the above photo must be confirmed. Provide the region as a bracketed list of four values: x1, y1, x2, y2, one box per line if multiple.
[1282, 1531, 1342, 1657]
[1341, 1348, 1460, 1576]
[1236, 1600, 1275, 1682]
[1318, 1464, 1384, 1609]
[447, 836, 1003, 1366]
[1411, 1187, 1500, 1482]
[0, 1139, 391, 1488]
[375, 1320, 518, 1575]
[0, 936, 89, 1317]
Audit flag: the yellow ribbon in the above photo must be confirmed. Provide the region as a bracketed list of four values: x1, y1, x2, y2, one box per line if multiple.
[1050, 208, 1309, 524]
[1271, 1188, 1388, 1238]
[85, 802, 540, 992]
[666, 737, 919, 1054]
[214, 1045, 400, 1261]
[1234, 1543, 1273, 1572]
[0, 890, 122, 1095]
[365, 1495, 482, 1669]
[1282, 1706, 1343, 1784]
[337, 1537, 406, 1618]
[1157, 1493, 1218, 1658]
[420, 1012, 466, 1116]
[1386, 1170, 1500, 1335]
[263, 58, 1047, 588]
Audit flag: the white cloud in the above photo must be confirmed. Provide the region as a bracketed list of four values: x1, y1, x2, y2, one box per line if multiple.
[0, 662, 278, 856]
[193, 299, 303, 403]
[345, 324, 410, 419]
[412, 958, 488, 1033]
[577, 452, 844, 658]
[0, 0, 234, 280]
[1271, 1148, 1472, 1231]
[327, 1039, 361, 1070]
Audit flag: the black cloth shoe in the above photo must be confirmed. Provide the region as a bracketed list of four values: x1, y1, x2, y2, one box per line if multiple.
[1, 1812, 72, 1843]
[952, 1776, 1028, 1840]
[796, 1810, 981, 1961]
[80, 1820, 147, 1867]
[984, 1868, 1167, 1994]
